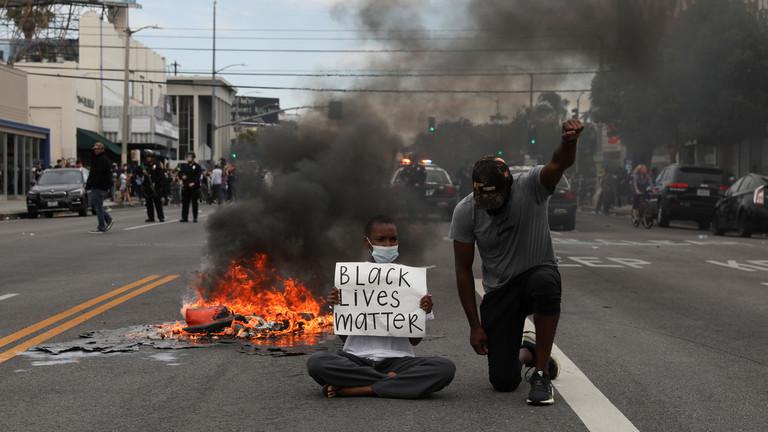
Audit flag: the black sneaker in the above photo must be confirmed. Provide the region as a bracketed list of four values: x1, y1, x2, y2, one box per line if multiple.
[105, 220, 114, 232]
[527, 371, 554, 406]
[520, 331, 560, 380]
[88, 229, 105, 234]
[145, 219, 155, 223]
[179, 219, 188, 223]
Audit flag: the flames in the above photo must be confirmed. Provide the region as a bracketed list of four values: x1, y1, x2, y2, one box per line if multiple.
[173, 254, 333, 345]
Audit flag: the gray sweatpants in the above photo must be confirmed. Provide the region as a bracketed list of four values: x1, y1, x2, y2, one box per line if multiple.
[307, 351, 455, 399]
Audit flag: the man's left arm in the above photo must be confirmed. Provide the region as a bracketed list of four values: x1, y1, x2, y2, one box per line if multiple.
[539, 119, 584, 191]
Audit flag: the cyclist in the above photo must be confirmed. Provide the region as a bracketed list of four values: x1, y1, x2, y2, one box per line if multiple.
[631, 164, 652, 224]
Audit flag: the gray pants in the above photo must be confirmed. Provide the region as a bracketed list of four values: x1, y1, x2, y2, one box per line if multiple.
[307, 351, 455, 399]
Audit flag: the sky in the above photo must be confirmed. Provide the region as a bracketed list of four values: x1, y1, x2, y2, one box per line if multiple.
[123, 0, 595, 122]
[128, 0, 389, 109]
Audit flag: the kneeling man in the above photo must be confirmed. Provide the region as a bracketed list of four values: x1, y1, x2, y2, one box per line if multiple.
[307, 215, 455, 399]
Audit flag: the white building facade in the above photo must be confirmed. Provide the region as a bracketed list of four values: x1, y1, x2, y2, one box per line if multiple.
[13, 10, 176, 165]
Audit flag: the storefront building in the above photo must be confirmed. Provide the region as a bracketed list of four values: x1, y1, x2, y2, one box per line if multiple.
[0, 64, 49, 199]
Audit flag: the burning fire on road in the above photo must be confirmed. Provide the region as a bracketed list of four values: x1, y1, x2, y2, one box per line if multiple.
[169, 254, 333, 346]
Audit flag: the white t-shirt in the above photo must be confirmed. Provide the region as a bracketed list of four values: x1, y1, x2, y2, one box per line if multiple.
[342, 312, 435, 361]
[211, 168, 223, 185]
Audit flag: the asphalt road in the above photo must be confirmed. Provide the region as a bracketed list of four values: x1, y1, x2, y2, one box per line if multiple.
[1, 205, 767, 432]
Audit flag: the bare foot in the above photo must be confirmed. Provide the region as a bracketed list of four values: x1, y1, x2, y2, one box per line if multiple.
[322, 384, 338, 398]
[322, 384, 375, 398]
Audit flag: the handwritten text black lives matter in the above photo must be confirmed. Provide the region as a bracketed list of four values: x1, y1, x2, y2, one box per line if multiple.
[333, 262, 427, 338]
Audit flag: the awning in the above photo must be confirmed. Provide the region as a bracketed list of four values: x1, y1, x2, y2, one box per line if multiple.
[76, 128, 121, 156]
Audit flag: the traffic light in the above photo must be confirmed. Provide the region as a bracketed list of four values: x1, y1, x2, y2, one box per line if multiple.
[496, 150, 504, 157]
[328, 101, 343, 120]
[231, 152, 237, 160]
[528, 124, 537, 146]
[427, 117, 436, 133]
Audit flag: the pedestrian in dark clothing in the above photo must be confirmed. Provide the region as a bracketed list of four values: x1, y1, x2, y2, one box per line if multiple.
[142, 150, 165, 222]
[451, 119, 584, 406]
[84, 142, 114, 233]
[179, 152, 203, 223]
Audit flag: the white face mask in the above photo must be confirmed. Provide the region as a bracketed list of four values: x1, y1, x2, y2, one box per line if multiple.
[367, 238, 399, 263]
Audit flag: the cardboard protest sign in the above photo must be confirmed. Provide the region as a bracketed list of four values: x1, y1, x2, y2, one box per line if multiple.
[333, 262, 427, 338]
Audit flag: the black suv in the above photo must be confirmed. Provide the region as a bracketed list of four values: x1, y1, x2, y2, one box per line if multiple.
[26, 168, 91, 218]
[652, 165, 726, 229]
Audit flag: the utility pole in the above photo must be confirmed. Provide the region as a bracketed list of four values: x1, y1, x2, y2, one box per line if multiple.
[210, 0, 217, 165]
[528, 73, 534, 112]
[121, 17, 131, 166]
[171, 60, 180, 76]
[121, 21, 158, 166]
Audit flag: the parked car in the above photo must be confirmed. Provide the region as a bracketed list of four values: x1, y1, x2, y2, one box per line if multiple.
[26, 168, 90, 218]
[390, 161, 459, 220]
[651, 165, 726, 229]
[711, 173, 768, 237]
[509, 166, 577, 231]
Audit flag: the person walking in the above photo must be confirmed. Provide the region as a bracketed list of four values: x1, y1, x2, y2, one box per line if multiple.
[179, 152, 203, 223]
[84, 143, 114, 234]
[142, 150, 165, 223]
[210, 165, 223, 205]
[450, 119, 583, 406]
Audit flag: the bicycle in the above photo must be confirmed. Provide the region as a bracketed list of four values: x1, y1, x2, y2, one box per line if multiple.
[632, 193, 655, 229]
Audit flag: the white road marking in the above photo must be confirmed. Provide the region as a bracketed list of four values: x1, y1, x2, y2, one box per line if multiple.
[473, 279, 639, 432]
[568, 257, 622, 268]
[762, 282, 768, 287]
[0, 293, 19, 302]
[705, 260, 768, 272]
[605, 258, 651, 269]
[123, 220, 177, 231]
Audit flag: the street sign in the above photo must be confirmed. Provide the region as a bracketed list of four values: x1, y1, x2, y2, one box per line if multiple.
[232, 97, 280, 124]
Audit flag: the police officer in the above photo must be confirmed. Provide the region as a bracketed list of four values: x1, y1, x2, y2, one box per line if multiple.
[179, 152, 202, 223]
[143, 150, 165, 223]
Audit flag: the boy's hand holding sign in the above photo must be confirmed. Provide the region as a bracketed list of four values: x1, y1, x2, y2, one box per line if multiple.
[333, 262, 428, 338]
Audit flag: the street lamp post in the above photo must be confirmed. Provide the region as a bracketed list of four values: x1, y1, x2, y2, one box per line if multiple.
[121, 24, 158, 166]
[505, 64, 534, 112]
[210, 0, 217, 165]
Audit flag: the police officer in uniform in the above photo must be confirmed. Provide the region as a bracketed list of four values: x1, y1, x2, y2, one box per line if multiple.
[143, 150, 166, 222]
[179, 152, 203, 223]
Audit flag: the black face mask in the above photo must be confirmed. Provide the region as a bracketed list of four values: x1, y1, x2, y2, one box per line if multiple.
[484, 180, 512, 215]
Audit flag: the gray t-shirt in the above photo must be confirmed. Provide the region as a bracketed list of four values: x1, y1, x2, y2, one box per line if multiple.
[449, 165, 557, 293]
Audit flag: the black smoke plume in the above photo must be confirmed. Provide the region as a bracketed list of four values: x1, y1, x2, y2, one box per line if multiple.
[200, 0, 651, 294]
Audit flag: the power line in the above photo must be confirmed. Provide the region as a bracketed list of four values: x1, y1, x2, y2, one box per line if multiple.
[72, 32, 589, 42]
[11, 43, 600, 54]
[15, 64, 600, 78]
[71, 24, 544, 34]
[22, 71, 592, 95]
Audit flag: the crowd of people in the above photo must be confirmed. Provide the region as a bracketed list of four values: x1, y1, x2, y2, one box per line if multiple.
[106, 158, 237, 208]
[569, 165, 658, 216]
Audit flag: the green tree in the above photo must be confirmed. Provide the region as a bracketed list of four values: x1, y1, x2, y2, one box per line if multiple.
[5, 4, 54, 39]
[591, 0, 768, 167]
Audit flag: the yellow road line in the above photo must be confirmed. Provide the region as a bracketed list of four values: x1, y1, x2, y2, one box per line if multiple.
[0, 275, 161, 350]
[0, 274, 179, 365]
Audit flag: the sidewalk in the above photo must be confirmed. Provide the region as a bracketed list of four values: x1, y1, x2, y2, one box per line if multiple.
[0, 198, 26, 219]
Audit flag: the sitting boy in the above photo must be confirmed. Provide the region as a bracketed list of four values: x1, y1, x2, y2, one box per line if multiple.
[306, 215, 455, 399]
